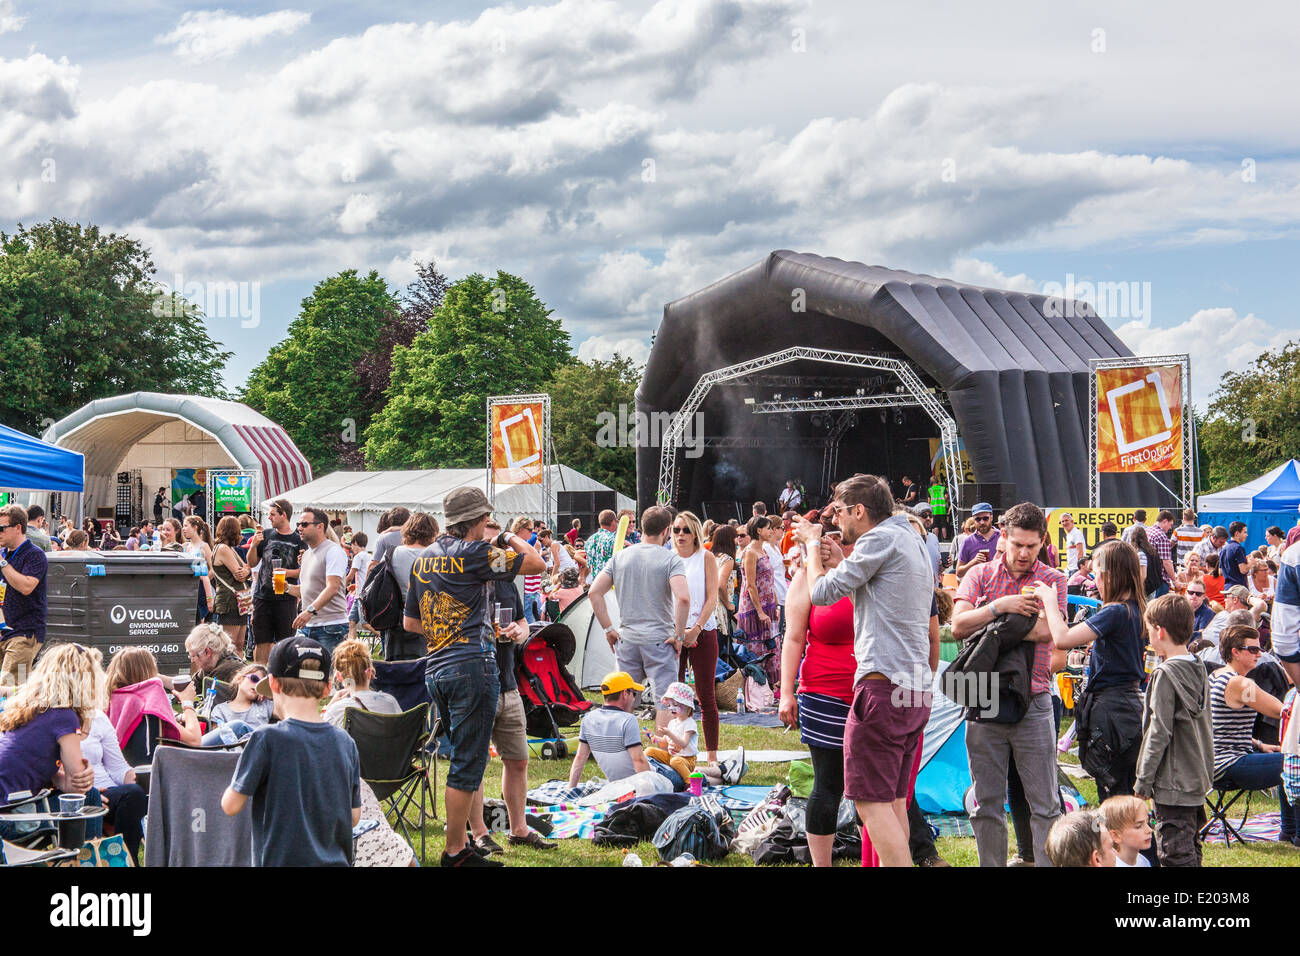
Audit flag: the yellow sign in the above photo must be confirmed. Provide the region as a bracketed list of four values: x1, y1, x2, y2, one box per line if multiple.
[1044, 507, 1155, 572]
[928, 439, 974, 485]
[490, 401, 544, 485]
[1096, 365, 1183, 473]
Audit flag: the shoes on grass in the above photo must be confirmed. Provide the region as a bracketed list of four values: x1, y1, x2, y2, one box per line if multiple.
[720, 745, 747, 785]
[441, 844, 504, 868]
[508, 830, 558, 850]
[473, 833, 505, 855]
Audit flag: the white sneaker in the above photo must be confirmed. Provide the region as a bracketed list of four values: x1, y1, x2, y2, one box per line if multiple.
[721, 745, 747, 785]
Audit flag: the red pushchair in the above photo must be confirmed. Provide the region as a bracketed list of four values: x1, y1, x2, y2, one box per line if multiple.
[515, 621, 593, 739]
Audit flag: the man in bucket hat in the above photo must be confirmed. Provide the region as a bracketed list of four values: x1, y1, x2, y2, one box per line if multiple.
[402, 485, 545, 867]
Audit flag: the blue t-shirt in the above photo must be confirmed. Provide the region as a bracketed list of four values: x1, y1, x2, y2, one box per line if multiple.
[0, 707, 80, 800]
[404, 534, 525, 670]
[1084, 601, 1147, 691]
[1193, 601, 1216, 634]
[1220, 541, 1248, 588]
[230, 718, 361, 867]
[1, 538, 48, 641]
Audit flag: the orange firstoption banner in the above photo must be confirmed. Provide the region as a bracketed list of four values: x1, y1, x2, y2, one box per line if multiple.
[491, 402, 544, 485]
[1096, 365, 1182, 473]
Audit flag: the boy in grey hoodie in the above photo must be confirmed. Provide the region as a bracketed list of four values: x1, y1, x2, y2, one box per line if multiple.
[1135, 593, 1214, 866]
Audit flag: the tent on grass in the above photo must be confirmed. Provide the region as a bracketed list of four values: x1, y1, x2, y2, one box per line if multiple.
[555, 591, 618, 691]
[1198, 459, 1300, 550]
[914, 661, 971, 814]
[0, 422, 84, 495]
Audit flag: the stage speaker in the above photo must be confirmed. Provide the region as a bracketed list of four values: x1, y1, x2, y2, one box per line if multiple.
[556, 490, 618, 540]
[957, 483, 1019, 512]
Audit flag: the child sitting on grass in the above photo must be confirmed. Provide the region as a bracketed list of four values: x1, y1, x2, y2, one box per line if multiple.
[221, 636, 361, 866]
[644, 682, 698, 787]
[202, 664, 273, 745]
[1101, 795, 1153, 867]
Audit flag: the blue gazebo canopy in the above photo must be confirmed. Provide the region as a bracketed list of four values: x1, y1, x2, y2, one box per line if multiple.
[1199, 460, 1300, 513]
[0, 422, 85, 493]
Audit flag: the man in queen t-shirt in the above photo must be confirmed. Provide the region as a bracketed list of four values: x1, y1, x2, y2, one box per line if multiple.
[403, 486, 544, 868]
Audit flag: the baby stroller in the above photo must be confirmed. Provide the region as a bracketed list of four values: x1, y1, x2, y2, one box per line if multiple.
[515, 621, 593, 740]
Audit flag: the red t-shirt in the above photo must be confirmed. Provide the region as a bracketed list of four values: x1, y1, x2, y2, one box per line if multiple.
[798, 595, 857, 703]
[565, 528, 580, 548]
[1203, 571, 1225, 606]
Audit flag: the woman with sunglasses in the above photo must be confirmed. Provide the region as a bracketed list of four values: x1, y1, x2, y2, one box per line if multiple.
[201, 663, 273, 745]
[737, 515, 782, 690]
[670, 511, 721, 763]
[1208, 624, 1297, 844]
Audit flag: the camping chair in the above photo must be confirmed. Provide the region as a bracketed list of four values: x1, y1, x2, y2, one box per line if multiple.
[371, 656, 434, 712]
[144, 745, 253, 867]
[1200, 786, 1270, 848]
[121, 713, 164, 767]
[344, 703, 439, 863]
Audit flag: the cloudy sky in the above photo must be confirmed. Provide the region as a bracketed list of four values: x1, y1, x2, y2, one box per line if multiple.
[2, 0, 1297, 407]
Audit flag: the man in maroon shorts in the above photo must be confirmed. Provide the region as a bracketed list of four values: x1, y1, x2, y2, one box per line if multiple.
[795, 474, 935, 866]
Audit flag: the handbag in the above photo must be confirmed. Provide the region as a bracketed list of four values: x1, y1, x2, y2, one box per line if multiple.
[54, 834, 133, 868]
[216, 573, 253, 615]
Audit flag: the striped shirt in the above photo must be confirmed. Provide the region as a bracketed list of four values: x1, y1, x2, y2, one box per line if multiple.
[797, 691, 851, 749]
[523, 574, 542, 595]
[955, 557, 1067, 696]
[1209, 670, 1256, 779]
[1174, 523, 1205, 565]
[577, 705, 642, 781]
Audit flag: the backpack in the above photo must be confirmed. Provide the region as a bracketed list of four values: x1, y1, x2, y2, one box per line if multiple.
[1143, 551, 1163, 595]
[652, 805, 731, 862]
[359, 554, 404, 631]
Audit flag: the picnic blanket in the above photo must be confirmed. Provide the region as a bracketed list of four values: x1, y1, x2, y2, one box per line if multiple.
[718, 711, 784, 728]
[1201, 810, 1283, 844]
[529, 804, 609, 840]
[526, 779, 606, 806]
[717, 749, 810, 763]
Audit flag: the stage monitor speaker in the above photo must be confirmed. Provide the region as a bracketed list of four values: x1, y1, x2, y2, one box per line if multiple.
[957, 483, 1018, 512]
[556, 490, 618, 540]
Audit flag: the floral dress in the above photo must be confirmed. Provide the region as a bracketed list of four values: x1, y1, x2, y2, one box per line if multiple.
[737, 546, 781, 687]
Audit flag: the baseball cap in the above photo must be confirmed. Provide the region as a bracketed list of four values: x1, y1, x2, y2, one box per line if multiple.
[267, 635, 331, 683]
[911, 502, 932, 515]
[600, 671, 644, 695]
[972, 502, 993, 515]
[443, 486, 494, 525]
[1226, 585, 1251, 604]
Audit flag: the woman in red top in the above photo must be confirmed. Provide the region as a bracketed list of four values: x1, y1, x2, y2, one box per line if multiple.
[779, 508, 856, 867]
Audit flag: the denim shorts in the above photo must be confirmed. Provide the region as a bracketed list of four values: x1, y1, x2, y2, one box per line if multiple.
[296, 622, 348, 659]
[426, 655, 500, 792]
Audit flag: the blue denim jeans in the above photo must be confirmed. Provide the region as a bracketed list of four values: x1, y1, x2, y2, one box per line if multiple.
[522, 592, 542, 624]
[1217, 752, 1297, 838]
[297, 622, 348, 659]
[426, 654, 500, 792]
[648, 757, 686, 791]
[201, 720, 256, 746]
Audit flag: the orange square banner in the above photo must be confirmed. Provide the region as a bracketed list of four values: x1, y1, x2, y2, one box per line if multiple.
[490, 402, 544, 485]
[1096, 365, 1182, 473]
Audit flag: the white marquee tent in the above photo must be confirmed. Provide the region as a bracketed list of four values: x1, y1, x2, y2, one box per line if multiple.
[276, 465, 634, 538]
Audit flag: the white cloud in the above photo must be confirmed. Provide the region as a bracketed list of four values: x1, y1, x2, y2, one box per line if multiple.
[156, 9, 311, 61]
[947, 257, 1039, 293]
[1113, 308, 1295, 409]
[0, 0, 25, 34]
[0, 53, 78, 119]
[576, 334, 651, 367]
[338, 193, 379, 234]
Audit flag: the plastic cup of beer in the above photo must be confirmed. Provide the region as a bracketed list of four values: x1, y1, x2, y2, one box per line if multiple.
[495, 605, 514, 642]
[273, 568, 287, 595]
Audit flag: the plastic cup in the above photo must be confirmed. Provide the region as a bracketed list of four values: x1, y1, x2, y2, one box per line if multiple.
[689, 772, 704, 796]
[58, 793, 85, 816]
[273, 568, 287, 595]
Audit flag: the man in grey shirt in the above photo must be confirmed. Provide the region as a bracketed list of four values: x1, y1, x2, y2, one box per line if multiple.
[588, 505, 689, 732]
[794, 473, 934, 867]
[371, 506, 411, 567]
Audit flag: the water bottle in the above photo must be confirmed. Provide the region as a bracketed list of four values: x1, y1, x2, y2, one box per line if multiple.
[622, 851, 643, 867]
[736, 690, 746, 714]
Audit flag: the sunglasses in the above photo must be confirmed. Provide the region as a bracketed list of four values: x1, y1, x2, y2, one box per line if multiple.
[975, 514, 992, 520]
[0, 524, 11, 531]
[672, 526, 693, 535]
[243, 672, 265, 682]
[1186, 590, 1205, 596]
[1240, 645, 1263, 655]
[296, 521, 321, 528]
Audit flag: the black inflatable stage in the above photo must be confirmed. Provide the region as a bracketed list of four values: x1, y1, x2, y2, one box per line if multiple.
[636, 250, 1162, 512]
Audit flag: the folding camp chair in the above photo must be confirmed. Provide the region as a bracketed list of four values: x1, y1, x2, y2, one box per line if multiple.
[121, 713, 164, 767]
[371, 656, 434, 711]
[1200, 786, 1268, 847]
[344, 703, 439, 863]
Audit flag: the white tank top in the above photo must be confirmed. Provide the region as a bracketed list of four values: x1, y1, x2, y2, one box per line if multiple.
[683, 548, 715, 630]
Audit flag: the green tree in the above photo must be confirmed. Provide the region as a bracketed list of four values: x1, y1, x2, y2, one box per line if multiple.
[1197, 341, 1300, 491]
[364, 271, 571, 468]
[548, 354, 640, 496]
[0, 219, 231, 433]
[241, 270, 399, 473]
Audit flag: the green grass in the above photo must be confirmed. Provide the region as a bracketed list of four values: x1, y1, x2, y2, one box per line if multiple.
[404, 705, 1300, 867]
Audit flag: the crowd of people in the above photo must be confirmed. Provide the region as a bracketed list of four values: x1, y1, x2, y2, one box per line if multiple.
[3, 471, 1299, 869]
